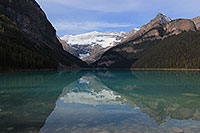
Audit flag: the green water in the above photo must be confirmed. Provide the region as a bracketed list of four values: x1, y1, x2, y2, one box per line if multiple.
[0, 70, 200, 133]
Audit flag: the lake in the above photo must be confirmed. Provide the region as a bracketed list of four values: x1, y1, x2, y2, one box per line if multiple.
[0, 70, 200, 133]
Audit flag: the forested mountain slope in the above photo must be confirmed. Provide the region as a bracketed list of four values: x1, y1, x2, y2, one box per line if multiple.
[0, 0, 88, 70]
[132, 31, 200, 69]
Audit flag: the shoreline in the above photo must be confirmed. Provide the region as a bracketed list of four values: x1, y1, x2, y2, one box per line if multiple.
[1, 67, 200, 73]
[130, 68, 200, 71]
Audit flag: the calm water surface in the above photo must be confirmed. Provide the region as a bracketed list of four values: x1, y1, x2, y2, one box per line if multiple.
[0, 70, 200, 133]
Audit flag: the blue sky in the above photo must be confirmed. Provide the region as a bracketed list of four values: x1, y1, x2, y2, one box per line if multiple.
[36, 0, 200, 36]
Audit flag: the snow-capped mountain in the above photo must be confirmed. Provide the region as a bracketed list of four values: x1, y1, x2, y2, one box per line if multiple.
[61, 31, 128, 48]
[60, 31, 136, 64]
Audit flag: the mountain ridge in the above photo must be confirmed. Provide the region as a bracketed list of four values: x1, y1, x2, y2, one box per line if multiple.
[122, 13, 172, 44]
[93, 13, 199, 69]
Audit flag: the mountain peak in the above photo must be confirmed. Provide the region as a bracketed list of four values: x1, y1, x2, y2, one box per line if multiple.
[154, 13, 172, 25]
[156, 13, 166, 17]
[156, 13, 164, 16]
[122, 13, 172, 42]
[138, 13, 171, 32]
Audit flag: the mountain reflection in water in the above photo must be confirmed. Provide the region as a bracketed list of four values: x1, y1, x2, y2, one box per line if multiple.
[0, 70, 200, 133]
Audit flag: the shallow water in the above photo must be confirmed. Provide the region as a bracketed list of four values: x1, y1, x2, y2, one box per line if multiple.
[0, 70, 200, 133]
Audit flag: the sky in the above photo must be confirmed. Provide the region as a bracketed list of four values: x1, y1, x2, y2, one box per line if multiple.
[36, 0, 200, 36]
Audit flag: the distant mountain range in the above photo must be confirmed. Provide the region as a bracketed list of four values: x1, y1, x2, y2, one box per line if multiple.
[61, 31, 129, 48]
[60, 31, 133, 64]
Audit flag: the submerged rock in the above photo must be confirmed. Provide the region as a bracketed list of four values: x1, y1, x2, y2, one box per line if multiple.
[173, 128, 184, 133]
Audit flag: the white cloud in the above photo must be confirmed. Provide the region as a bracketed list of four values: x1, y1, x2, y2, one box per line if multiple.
[54, 20, 134, 34]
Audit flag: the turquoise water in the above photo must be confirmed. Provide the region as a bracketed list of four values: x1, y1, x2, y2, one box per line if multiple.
[0, 70, 200, 133]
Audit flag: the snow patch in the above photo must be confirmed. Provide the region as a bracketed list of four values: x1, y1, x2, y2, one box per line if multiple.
[79, 53, 90, 59]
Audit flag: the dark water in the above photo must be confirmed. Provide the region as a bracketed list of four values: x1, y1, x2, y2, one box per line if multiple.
[0, 70, 200, 133]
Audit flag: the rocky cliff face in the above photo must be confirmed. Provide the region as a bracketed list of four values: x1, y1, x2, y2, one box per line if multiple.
[164, 19, 196, 35]
[192, 16, 200, 30]
[0, 0, 59, 48]
[0, 0, 88, 69]
[93, 13, 197, 68]
[57, 37, 79, 57]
